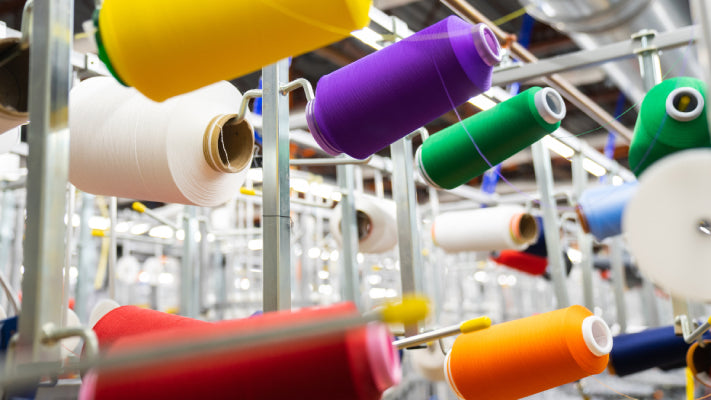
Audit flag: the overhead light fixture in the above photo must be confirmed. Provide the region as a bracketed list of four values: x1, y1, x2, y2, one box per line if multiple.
[130, 223, 150, 235]
[290, 178, 310, 193]
[583, 158, 607, 177]
[148, 225, 174, 239]
[468, 94, 497, 111]
[541, 136, 574, 158]
[247, 239, 263, 251]
[88, 216, 111, 231]
[351, 27, 384, 50]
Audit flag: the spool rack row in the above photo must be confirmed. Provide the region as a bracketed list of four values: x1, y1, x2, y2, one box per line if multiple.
[2, 1, 711, 399]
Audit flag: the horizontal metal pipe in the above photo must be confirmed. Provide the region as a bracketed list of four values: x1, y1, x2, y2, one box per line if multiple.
[493, 25, 697, 87]
[393, 324, 461, 349]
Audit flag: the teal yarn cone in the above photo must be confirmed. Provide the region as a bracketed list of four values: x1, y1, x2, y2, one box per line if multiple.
[629, 77, 710, 177]
[416, 87, 565, 190]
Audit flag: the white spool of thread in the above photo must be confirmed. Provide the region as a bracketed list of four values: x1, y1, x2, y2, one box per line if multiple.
[89, 298, 120, 329]
[0, 38, 29, 134]
[69, 77, 254, 207]
[432, 206, 539, 253]
[411, 341, 447, 382]
[331, 194, 398, 254]
[624, 149, 711, 301]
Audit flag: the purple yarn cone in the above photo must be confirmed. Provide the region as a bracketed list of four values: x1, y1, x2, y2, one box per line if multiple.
[306, 16, 501, 159]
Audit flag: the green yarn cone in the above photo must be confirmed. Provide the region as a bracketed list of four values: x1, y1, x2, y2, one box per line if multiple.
[416, 87, 562, 190]
[629, 77, 710, 177]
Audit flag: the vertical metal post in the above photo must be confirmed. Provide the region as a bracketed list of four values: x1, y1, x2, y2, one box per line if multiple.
[337, 164, 361, 309]
[299, 197, 315, 307]
[390, 135, 423, 336]
[531, 141, 570, 307]
[634, 30, 664, 329]
[75, 193, 95, 322]
[181, 206, 198, 318]
[261, 59, 291, 312]
[633, 30, 663, 91]
[0, 189, 15, 314]
[692, 0, 711, 142]
[672, 297, 689, 335]
[245, 196, 256, 310]
[421, 126, 442, 323]
[610, 237, 628, 333]
[18, 0, 73, 362]
[373, 170, 385, 199]
[9, 192, 25, 296]
[108, 196, 117, 299]
[198, 209, 209, 314]
[353, 165, 364, 193]
[0, 190, 15, 284]
[427, 186, 444, 323]
[571, 152, 595, 310]
[62, 184, 76, 326]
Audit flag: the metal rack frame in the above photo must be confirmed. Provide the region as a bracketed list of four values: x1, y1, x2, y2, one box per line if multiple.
[6, 0, 711, 393]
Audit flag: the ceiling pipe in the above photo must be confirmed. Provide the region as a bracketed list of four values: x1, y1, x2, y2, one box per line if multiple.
[440, 0, 634, 142]
[519, 0, 699, 105]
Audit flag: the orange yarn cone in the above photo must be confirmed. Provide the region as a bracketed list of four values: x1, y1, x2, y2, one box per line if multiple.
[445, 305, 611, 400]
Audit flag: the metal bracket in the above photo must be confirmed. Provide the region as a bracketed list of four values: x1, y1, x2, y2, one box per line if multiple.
[676, 314, 711, 345]
[280, 78, 373, 167]
[21, 0, 32, 46]
[41, 323, 99, 360]
[631, 29, 659, 54]
[235, 89, 264, 124]
[4, 323, 98, 380]
[131, 202, 181, 231]
[279, 78, 314, 102]
[632, 28, 662, 91]
[289, 155, 373, 166]
[392, 316, 490, 350]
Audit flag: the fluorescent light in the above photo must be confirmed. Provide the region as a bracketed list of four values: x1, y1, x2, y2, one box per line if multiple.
[583, 158, 607, 177]
[318, 270, 330, 280]
[130, 223, 150, 235]
[541, 136, 574, 158]
[474, 270, 489, 283]
[240, 278, 250, 290]
[567, 248, 582, 263]
[290, 178, 310, 193]
[497, 274, 517, 287]
[612, 175, 624, 186]
[468, 94, 497, 111]
[308, 247, 321, 259]
[367, 274, 382, 285]
[351, 27, 384, 50]
[158, 272, 174, 285]
[115, 221, 130, 233]
[248, 239, 263, 251]
[88, 216, 110, 231]
[148, 225, 174, 239]
[369, 287, 387, 299]
[368, 287, 399, 299]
